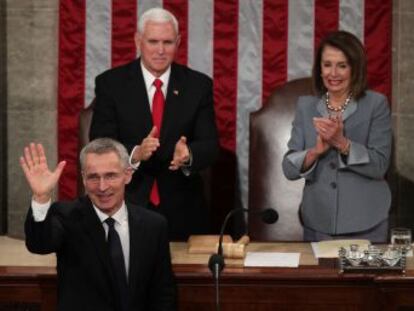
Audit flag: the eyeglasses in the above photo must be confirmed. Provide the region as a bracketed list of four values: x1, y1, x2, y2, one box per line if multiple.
[84, 172, 123, 184]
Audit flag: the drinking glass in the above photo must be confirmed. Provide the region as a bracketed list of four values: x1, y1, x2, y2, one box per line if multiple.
[347, 244, 363, 266]
[390, 227, 412, 252]
[365, 245, 382, 267]
[382, 245, 402, 267]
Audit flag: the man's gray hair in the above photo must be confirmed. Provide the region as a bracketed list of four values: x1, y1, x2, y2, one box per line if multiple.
[138, 7, 179, 35]
[79, 138, 130, 170]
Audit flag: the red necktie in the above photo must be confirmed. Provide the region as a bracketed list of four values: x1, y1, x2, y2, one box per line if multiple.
[150, 79, 164, 206]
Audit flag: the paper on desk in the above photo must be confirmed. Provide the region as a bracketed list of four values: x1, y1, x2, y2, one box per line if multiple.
[244, 252, 300, 267]
[311, 239, 370, 258]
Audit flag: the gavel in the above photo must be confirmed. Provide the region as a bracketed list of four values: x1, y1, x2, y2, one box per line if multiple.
[219, 235, 250, 259]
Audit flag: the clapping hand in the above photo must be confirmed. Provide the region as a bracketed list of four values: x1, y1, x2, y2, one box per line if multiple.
[19, 143, 66, 204]
[313, 116, 346, 149]
[131, 126, 160, 163]
[169, 136, 190, 170]
[314, 134, 330, 155]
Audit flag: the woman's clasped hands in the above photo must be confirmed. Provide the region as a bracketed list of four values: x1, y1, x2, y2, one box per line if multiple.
[313, 115, 347, 154]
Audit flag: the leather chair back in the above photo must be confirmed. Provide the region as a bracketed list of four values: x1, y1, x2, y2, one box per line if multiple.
[248, 77, 313, 241]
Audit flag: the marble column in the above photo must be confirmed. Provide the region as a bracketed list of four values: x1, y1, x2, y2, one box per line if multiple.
[6, 0, 58, 238]
[391, 0, 414, 230]
[0, 0, 7, 234]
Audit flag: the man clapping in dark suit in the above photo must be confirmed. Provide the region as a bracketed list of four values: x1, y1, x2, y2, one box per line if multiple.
[90, 8, 219, 241]
[22, 138, 176, 311]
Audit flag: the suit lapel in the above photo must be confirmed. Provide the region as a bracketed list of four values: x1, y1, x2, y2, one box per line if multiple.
[126, 59, 153, 135]
[316, 97, 329, 117]
[127, 204, 146, 295]
[161, 63, 184, 144]
[316, 96, 357, 121]
[341, 99, 357, 121]
[79, 197, 115, 284]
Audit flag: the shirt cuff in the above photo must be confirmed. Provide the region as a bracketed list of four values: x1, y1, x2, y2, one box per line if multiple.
[129, 145, 141, 170]
[31, 199, 52, 222]
[180, 146, 193, 176]
[182, 146, 193, 167]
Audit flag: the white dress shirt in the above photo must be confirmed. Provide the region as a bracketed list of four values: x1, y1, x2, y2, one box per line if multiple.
[93, 202, 130, 277]
[141, 61, 171, 108]
[129, 62, 171, 169]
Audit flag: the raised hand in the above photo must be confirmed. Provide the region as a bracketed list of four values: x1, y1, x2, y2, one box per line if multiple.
[131, 126, 160, 163]
[169, 136, 190, 171]
[20, 143, 66, 203]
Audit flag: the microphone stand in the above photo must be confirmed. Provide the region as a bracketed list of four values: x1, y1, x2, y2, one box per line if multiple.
[208, 207, 278, 311]
[217, 208, 244, 258]
[208, 208, 242, 311]
[209, 253, 224, 311]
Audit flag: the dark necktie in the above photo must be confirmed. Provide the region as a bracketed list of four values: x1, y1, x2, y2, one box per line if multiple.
[150, 78, 165, 206]
[105, 217, 128, 311]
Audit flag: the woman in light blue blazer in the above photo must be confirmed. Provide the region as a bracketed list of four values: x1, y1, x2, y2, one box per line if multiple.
[282, 31, 392, 242]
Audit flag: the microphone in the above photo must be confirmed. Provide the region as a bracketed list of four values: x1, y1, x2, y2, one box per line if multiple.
[208, 207, 278, 275]
[208, 207, 278, 311]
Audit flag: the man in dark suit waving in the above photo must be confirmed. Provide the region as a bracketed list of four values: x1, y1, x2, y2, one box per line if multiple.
[90, 8, 219, 241]
[22, 138, 176, 311]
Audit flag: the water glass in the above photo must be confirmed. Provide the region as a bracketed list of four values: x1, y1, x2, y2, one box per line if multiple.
[382, 245, 402, 267]
[365, 245, 382, 267]
[390, 227, 412, 252]
[347, 244, 363, 266]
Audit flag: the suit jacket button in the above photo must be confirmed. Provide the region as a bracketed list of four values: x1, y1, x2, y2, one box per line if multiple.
[330, 182, 337, 189]
[329, 162, 337, 169]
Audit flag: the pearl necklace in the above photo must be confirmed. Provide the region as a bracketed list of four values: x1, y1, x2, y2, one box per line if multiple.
[325, 92, 352, 112]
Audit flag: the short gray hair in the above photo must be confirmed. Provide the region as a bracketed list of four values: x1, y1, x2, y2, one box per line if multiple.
[138, 7, 179, 35]
[80, 138, 130, 171]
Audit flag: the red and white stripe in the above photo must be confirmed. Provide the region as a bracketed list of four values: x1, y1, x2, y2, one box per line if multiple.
[58, 0, 392, 208]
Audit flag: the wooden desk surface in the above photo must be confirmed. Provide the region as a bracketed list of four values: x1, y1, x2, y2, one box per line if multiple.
[171, 241, 319, 266]
[2, 236, 414, 311]
[0, 237, 318, 267]
[1, 236, 413, 270]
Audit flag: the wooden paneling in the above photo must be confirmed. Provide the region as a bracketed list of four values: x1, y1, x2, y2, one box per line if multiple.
[1, 252, 414, 310]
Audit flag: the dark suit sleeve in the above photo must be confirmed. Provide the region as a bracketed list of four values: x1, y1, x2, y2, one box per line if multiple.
[90, 74, 135, 150]
[186, 77, 219, 172]
[25, 204, 64, 254]
[148, 216, 177, 311]
[90, 74, 118, 139]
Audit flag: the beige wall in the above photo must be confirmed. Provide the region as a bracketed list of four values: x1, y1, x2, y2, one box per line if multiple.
[0, 0, 7, 234]
[6, 0, 58, 237]
[3, 0, 414, 238]
[393, 0, 414, 177]
[392, 0, 414, 227]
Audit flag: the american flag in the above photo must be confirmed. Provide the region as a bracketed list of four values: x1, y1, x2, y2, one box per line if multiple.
[58, 0, 392, 217]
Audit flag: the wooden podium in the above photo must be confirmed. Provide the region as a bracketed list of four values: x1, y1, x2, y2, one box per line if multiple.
[1, 239, 414, 311]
